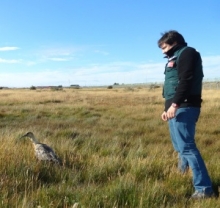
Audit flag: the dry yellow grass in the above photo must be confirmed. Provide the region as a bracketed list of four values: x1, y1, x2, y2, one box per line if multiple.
[0, 86, 219, 207]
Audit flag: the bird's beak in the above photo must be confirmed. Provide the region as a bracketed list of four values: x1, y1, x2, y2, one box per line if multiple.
[15, 135, 26, 144]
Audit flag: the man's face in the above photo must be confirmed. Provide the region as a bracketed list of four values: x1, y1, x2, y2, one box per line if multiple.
[160, 43, 176, 54]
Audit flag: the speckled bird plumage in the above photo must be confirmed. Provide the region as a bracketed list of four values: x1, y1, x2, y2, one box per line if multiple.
[21, 132, 62, 165]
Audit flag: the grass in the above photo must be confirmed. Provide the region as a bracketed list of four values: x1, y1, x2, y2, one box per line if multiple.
[0, 87, 219, 207]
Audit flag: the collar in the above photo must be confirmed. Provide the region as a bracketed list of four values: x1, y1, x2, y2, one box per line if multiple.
[164, 43, 187, 59]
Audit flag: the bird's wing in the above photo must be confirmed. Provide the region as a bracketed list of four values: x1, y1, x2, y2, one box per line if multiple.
[35, 144, 61, 163]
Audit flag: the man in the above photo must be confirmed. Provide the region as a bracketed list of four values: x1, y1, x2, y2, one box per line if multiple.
[158, 30, 214, 199]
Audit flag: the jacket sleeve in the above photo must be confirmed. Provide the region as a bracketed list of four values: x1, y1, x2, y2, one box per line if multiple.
[172, 47, 199, 105]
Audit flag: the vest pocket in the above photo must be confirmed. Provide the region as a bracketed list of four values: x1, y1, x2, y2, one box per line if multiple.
[164, 79, 178, 99]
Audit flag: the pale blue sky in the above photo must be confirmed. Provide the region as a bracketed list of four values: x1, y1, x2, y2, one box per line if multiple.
[0, 0, 220, 87]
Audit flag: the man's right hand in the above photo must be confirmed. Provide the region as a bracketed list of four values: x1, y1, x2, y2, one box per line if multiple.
[161, 111, 168, 121]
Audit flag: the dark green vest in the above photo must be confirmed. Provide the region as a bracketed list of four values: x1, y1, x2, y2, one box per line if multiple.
[163, 46, 203, 100]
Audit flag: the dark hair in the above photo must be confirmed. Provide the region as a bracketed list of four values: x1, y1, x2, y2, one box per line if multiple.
[157, 30, 186, 48]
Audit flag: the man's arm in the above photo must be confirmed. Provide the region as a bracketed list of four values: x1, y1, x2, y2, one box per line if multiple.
[172, 47, 198, 105]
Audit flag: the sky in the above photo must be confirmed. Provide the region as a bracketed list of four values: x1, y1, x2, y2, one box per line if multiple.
[0, 0, 220, 88]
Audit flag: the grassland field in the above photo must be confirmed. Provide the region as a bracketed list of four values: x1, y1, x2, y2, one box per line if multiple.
[0, 86, 220, 208]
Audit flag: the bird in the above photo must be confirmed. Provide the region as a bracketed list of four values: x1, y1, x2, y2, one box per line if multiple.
[20, 132, 62, 165]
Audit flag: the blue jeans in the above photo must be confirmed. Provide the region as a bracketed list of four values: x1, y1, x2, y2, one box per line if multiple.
[168, 107, 213, 194]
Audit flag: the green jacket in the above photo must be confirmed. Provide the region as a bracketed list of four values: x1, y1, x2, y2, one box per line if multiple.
[163, 46, 203, 101]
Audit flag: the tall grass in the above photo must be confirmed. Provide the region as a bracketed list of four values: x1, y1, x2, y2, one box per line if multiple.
[0, 87, 219, 207]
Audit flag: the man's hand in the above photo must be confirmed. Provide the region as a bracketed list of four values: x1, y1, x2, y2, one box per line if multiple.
[161, 111, 168, 121]
[166, 106, 178, 119]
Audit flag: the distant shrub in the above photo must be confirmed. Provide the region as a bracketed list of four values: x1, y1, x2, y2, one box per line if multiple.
[124, 87, 134, 91]
[149, 84, 160, 90]
[70, 84, 80, 89]
[107, 86, 113, 89]
[30, 86, 36, 90]
[50, 86, 63, 91]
